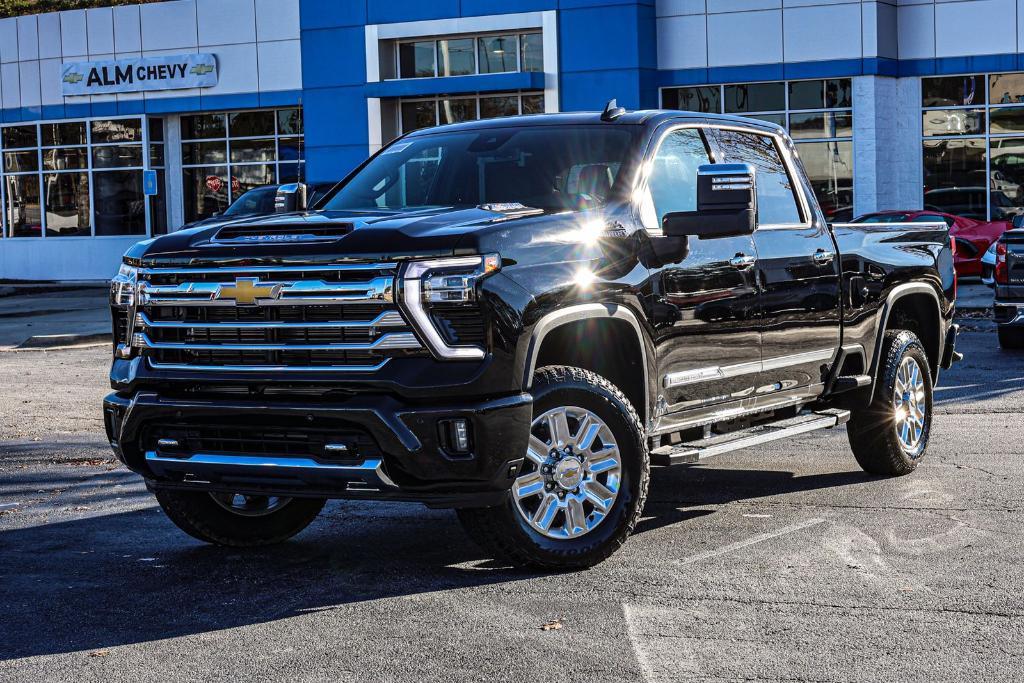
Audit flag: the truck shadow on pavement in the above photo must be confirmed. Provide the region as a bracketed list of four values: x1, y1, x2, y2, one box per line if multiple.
[0, 463, 872, 661]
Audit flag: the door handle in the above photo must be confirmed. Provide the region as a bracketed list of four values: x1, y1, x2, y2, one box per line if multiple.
[813, 249, 835, 265]
[729, 253, 756, 269]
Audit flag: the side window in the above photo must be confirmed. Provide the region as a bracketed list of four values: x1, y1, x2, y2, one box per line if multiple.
[708, 129, 802, 225]
[642, 128, 710, 230]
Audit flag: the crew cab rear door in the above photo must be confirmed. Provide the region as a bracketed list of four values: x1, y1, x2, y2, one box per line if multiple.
[704, 127, 841, 397]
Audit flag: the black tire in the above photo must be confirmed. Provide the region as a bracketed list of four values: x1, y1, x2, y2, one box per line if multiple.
[457, 365, 649, 571]
[847, 330, 933, 476]
[998, 326, 1024, 350]
[155, 489, 326, 547]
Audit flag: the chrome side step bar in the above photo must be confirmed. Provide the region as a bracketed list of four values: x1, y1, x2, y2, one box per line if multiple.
[650, 408, 851, 466]
[144, 451, 397, 491]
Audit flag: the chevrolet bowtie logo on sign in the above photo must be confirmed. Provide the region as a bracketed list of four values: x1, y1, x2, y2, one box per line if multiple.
[215, 278, 283, 306]
[60, 53, 218, 96]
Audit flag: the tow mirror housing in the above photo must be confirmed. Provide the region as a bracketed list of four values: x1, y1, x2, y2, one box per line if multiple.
[662, 163, 756, 238]
[275, 183, 308, 213]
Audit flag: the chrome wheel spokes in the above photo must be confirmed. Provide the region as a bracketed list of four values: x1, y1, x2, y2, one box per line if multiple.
[893, 356, 927, 452]
[512, 406, 622, 540]
[209, 492, 292, 517]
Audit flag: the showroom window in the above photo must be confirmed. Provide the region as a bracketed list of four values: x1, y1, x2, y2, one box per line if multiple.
[1, 116, 160, 239]
[398, 92, 545, 134]
[180, 108, 304, 223]
[395, 32, 543, 80]
[921, 73, 1024, 220]
[661, 78, 854, 219]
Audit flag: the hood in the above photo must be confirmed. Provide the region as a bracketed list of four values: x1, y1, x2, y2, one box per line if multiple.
[126, 205, 549, 266]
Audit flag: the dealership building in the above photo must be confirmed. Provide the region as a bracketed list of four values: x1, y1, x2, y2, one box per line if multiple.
[0, 0, 1020, 280]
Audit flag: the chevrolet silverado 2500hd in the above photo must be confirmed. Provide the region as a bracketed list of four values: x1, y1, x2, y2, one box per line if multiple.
[104, 105, 960, 569]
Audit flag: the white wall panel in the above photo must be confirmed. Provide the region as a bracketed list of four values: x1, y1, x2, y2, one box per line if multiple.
[257, 40, 302, 92]
[0, 18, 19, 64]
[708, 0, 780, 13]
[17, 16, 39, 61]
[657, 15, 708, 69]
[112, 5, 142, 53]
[707, 10, 783, 66]
[38, 57, 63, 106]
[657, 0, 707, 17]
[59, 10, 88, 58]
[1, 62, 21, 110]
[783, 4, 861, 62]
[86, 8, 115, 56]
[18, 60, 41, 108]
[935, 0, 1016, 57]
[140, 0, 198, 51]
[37, 13, 62, 60]
[897, 4, 934, 60]
[198, 0, 257, 47]
[199, 42, 259, 94]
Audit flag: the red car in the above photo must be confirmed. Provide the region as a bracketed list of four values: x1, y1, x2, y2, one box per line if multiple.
[850, 210, 1009, 277]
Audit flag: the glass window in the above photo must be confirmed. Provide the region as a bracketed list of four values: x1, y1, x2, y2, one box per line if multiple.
[724, 82, 785, 113]
[645, 129, 710, 227]
[922, 75, 984, 107]
[710, 129, 802, 224]
[520, 33, 543, 72]
[225, 186, 278, 216]
[789, 112, 852, 140]
[922, 109, 985, 136]
[825, 79, 852, 108]
[437, 39, 475, 77]
[277, 137, 303, 162]
[478, 35, 517, 74]
[663, 86, 721, 113]
[43, 172, 90, 237]
[93, 170, 145, 235]
[43, 147, 87, 171]
[183, 166, 229, 221]
[232, 164, 276, 197]
[795, 141, 853, 219]
[277, 108, 303, 135]
[182, 141, 227, 165]
[788, 80, 823, 110]
[92, 144, 143, 169]
[230, 138, 276, 163]
[148, 117, 164, 142]
[4, 150, 38, 173]
[399, 41, 436, 78]
[149, 144, 165, 167]
[181, 113, 226, 140]
[4, 174, 41, 237]
[3, 125, 37, 149]
[522, 94, 545, 115]
[989, 138, 1024, 219]
[41, 122, 86, 147]
[991, 73, 1024, 105]
[746, 113, 787, 127]
[480, 95, 518, 119]
[922, 139, 987, 219]
[149, 169, 167, 235]
[229, 111, 274, 137]
[440, 99, 478, 125]
[990, 107, 1024, 134]
[90, 119, 141, 144]
[401, 100, 437, 132]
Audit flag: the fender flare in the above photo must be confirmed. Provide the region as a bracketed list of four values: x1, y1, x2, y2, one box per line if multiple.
[522, 303, 651, 424]
[868, 282, 945, 383]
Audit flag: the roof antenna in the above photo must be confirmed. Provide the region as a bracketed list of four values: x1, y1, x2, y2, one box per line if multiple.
[601, 98, 626, 122]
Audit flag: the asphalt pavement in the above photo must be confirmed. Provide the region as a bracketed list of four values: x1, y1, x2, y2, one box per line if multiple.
[0, 322, 1021, 681]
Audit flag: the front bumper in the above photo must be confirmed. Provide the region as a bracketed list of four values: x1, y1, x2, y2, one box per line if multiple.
[103, 390, 532, 508]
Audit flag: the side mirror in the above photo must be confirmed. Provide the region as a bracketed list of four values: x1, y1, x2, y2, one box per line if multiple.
[662, 164, 756, 238]
[275, 183, 308, 213]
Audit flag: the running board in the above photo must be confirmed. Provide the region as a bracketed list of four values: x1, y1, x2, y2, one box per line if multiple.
[650, 408, 851, 466]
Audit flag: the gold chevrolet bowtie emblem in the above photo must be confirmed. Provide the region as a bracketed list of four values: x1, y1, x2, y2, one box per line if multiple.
[63, 72, 83, 84]
[190, 64, 215, 76]
[215, 278, 282, 306]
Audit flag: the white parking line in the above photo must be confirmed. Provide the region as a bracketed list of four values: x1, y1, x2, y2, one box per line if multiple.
[621, 602, 656, 683]
[677, 517, 826, 566]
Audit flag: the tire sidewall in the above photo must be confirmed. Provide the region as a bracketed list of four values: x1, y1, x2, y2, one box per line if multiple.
[880, 332, 933, 463]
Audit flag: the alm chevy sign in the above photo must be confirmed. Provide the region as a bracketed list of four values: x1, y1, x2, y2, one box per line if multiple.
[61, 53, 218, 96]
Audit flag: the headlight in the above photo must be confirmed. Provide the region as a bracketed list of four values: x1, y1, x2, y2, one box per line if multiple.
[110, 263, 139, 357]
[110, 263, 138, 308]
[401, 254, 500, 360]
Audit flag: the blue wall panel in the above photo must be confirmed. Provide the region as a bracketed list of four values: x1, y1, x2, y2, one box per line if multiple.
[366, 0, 460, 25]
[460, 0, 555, 16]
[303, 86, 369, 148]
[304, 144, 369, 183]
[301, 26, 367, 89]
[299, 0, 367, 30]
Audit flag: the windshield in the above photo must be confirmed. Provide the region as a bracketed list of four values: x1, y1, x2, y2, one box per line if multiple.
[321, 125, 637, 212]
[224, 187, 276, 216]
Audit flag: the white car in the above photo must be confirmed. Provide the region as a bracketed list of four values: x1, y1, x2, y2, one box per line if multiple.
[982, 240, 998, 286]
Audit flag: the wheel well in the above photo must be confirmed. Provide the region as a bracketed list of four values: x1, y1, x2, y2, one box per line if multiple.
[885, 293, 941, 378]
[533, 318, 647, 420]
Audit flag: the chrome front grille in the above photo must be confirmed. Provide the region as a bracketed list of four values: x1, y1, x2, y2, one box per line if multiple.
[132, 263, 424, 372]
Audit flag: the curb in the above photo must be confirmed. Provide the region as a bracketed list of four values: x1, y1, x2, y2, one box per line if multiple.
[15, 332, 112, 350]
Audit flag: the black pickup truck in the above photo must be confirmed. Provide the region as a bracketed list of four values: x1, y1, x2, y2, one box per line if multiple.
[104, 106, 960, 569]
[995, 221, 1024, 348]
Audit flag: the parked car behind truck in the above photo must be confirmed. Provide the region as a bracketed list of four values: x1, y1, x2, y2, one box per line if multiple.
[104, 106, 960, 569]
[994, 218, 1024, 348]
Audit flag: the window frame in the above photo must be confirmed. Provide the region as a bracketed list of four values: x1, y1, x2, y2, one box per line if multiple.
[391, 30, 543, 81]
[397, 91, 545, 134]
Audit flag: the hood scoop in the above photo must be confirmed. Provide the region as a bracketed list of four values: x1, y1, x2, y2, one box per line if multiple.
[213, 221, 353, 244]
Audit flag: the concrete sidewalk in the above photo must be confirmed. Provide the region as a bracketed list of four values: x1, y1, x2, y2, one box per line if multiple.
[0, 287, 110, 350]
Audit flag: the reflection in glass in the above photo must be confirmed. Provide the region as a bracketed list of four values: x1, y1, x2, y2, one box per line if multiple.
[520, 33, 543, 72]
[90, 119, 142, 144]
[825, 79, 853, 108]
[648, 129, 710, 223]
[522, 94, 545, 115]
[724, 82, 785, 113]
[183, 166, 228, 223]
[922, 110, 985, 136]
[150, 169, 167, 235]
[440, 99, 478, 125]
[149, 144, 165, 167]
[990, 73, 1024, 105]
[43, 148, 87, 171]
[279, 162, 304, 184]
[92, 144, 143, 168]
[788, 80, 823, 110]
[277, 137, 303, 162]
[3, 125, 37, 149]
[277, 108, 303, 135]
[989, 137, 1024, 219]
[181, 113, 226, 140]
[148, 117, 164, 142]
[93, 170, 145, 235]
[709, 128, 801, 224]
[437, 39, 475, 77]
[789, 112, 852, 139]
[923, 139, 987, 219]
[746, 113, 786, 127]
[41, 122, 86, 146]
[232, 164, 275, 198]
[990, 107, 1024, 134]
[44, 172, 90, 237]
[399, 41, 436, 78]
[663, 86, 721, 113]
[401, 100, 437, 132]
[478, 35, 517, 74]
[922, 75, 983, 107]
[229, 111, 275, 137]
[795, 141, 853, 218]
[4, 174, 41, 237]
[230, 138, 276, 163]
[480, 96, 518, 119]
[4, 150, 39, 172]
[182, 141, 227, 165]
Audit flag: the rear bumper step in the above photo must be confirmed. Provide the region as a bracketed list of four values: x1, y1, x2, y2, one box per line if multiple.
[650, 408, 851, 466]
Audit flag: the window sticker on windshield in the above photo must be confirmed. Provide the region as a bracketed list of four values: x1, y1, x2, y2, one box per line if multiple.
[383, 142, 412, 154]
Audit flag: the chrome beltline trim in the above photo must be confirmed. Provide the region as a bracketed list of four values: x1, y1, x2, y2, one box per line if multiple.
[664, 348, 835, 388]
